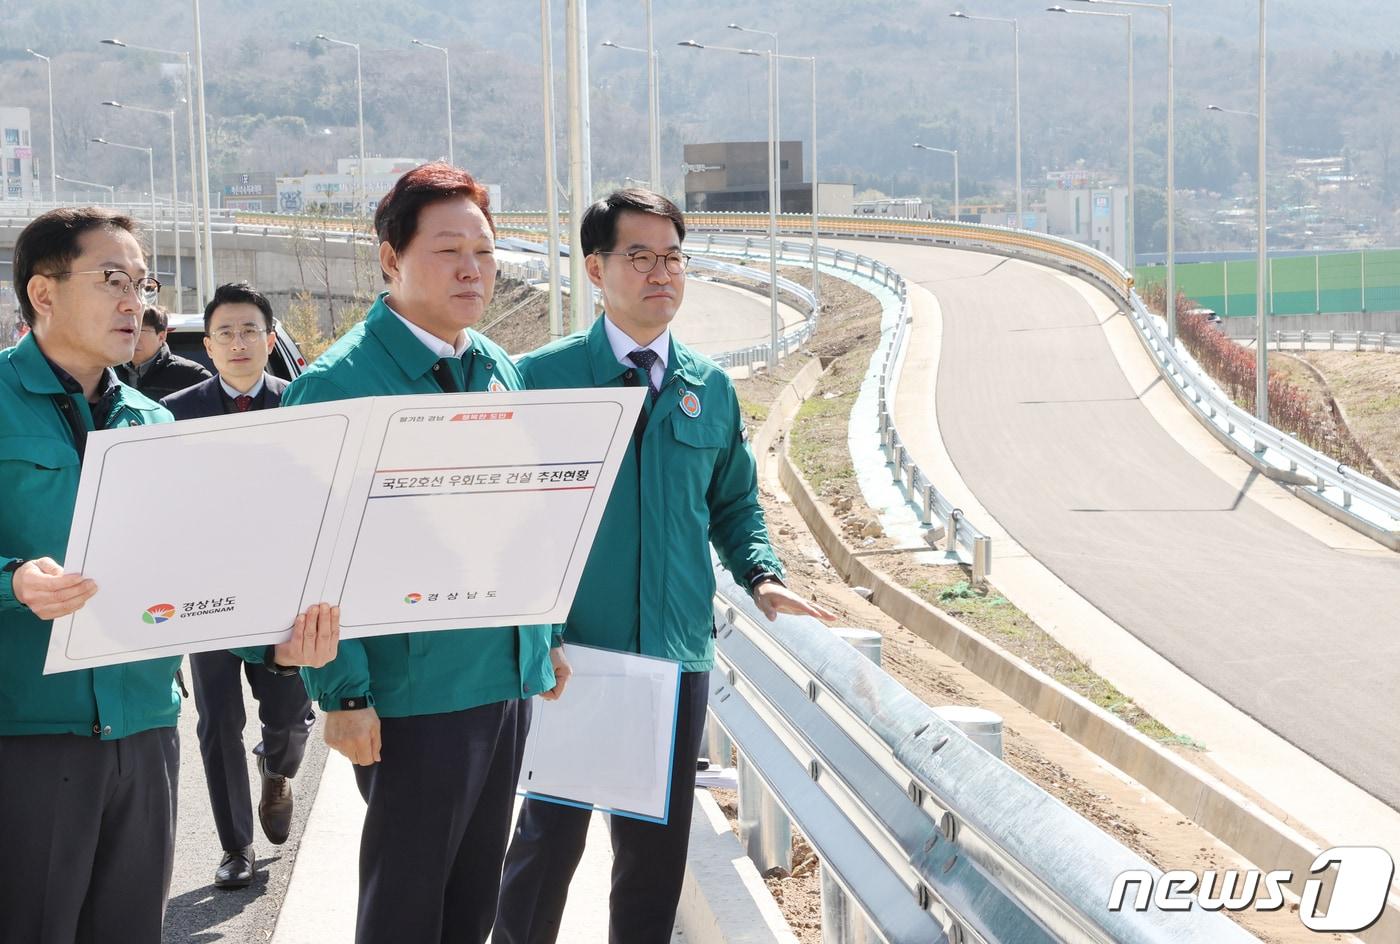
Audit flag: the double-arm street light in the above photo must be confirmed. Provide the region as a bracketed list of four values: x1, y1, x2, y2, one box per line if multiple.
[600, 40, 663, 190]
[104, 101, 183, 310]
[728, 23, 780, 207]
[25, 49, 57, 201]
[679, 39, 783, 363]
[101, 38, 208, 306]
[56, 174, 116, 203]
[91, 137, 157, 273]
[949, 12, 1022, 227]
[1069, 0, 1175, 342]
[1048, 5, 1134, 268]
[316, 34, 367, 217]
[411, 39, 453, 166]
[913, 143, 959, 222]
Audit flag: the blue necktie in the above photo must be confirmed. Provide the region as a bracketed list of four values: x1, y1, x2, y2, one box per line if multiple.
[627, 349, 661, 399]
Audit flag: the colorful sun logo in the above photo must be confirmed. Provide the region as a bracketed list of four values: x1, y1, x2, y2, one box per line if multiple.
[404, 593, 423, 605]
[142, 603, 176, 624]
[680, 391, 702, 418]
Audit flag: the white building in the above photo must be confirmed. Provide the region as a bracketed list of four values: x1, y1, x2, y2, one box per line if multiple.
[1044, 186, 1129, 267]
[275, 158, 501, 216]
[0, 107, 39, 202]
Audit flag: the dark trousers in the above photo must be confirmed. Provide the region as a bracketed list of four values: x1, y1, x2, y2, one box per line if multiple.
[352, 699, 532, 944]
[190, 649, 314, 851]
[0, 728, 179, 944]
[495, 670, 710, 944]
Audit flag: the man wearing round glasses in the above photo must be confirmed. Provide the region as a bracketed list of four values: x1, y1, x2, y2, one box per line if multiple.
[0, 207, 340, 942]
[496, 189, 835, 944]
[161, 282, 310, 891]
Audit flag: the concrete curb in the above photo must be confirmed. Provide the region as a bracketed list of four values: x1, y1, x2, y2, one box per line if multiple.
[774, 365, 1399, 943]
[677, 790, 800, 944]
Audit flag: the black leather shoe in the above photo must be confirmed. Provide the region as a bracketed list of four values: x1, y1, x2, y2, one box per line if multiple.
[214, 846, 255, 889]
[258, 755, 294, 845]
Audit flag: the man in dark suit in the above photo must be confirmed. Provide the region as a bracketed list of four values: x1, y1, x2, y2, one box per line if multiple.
[161, 282, 313, 889]
[117, 304, 212, 399]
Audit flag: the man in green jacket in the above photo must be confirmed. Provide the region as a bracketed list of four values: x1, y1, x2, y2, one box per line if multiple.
[0, 207, 339, 944]
[281, 162, 571, 944]
[495, 189, 835, 944]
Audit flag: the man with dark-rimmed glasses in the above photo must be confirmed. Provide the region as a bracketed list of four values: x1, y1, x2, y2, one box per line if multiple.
[0, 207, 340, 943]
[162, 281, 313, 891]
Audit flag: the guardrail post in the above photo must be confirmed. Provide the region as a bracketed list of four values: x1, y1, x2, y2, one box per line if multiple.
[921, 483, 935, 526]
[893, 446, 907, 484]
[831, 627, 882, 666]
[1383, 332, 1389, 353]
[945, 509, 962, 559]
[736, 752, 792, 874]
[935, 705, 1005, 759]
[703, 710, 734, 770]
[820, 866, 877, 944]
[906, 461, 918, 496]
[972, 536, 992, 585]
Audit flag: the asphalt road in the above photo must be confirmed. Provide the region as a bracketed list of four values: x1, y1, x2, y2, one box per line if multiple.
[164, 659, 330, 944]
[852, 241, 1400, 811]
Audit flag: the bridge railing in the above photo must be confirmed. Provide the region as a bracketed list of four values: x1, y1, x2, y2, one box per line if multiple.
[709, 563, 1259, 944]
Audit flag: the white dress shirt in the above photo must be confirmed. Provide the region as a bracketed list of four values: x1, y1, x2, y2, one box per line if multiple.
[219, 374, 266, 400]
[602, 316, 669, 390]
[387, 300, 473, 359]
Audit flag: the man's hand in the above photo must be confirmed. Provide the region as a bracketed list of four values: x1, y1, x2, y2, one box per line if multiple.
[325, 707, 381, 766]
[753, 582, 839, 623]
[540, 646, 572, 702]
[12, 557, 97, 620]
[273, 603, 340, 668]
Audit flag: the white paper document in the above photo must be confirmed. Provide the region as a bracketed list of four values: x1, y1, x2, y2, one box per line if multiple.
[45, 389, 644, 674]
[519, 644, 682, 823]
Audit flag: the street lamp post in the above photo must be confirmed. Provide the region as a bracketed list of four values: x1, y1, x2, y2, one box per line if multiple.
[950, 12, 1021, 227]
[192, 0, 216, 288]
[411, 40, 453, 165]
[92, 137, 157, 274]
[540, 0, 564, 340]
[728, 24, 780, 212]
[104, 101, 183, 310]
[56, 174, 116, 203]
[316, 34, 366, 218]
[100, 39, 205, 307]
[24, 49, 56, 202]
[1071, 0, 1174, 341]
[913, 143, 959, 221]
[600, 40, 664, 191]
[680, 39, 783, 364]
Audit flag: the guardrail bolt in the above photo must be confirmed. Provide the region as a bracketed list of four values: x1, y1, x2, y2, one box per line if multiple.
[940, 811, 958, 844]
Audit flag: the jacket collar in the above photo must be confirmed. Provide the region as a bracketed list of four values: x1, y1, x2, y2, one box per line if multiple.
[11, 332, 117, 397]
[586, 315, 706, 388]
[364, 292, 446, 383]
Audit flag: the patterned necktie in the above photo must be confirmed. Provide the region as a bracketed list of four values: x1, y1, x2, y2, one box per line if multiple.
[627, 349, 661, 398]
[234, 395, 254, 412]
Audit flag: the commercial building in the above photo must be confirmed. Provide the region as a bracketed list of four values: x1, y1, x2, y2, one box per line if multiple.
[0, 107, 39, 202]
[684, 141, 845, 214]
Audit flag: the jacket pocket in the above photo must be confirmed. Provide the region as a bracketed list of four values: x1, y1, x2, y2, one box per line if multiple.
[0, 436, 80, 471]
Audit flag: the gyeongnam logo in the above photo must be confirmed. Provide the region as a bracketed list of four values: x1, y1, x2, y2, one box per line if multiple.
[1109, 846, 1394, 932]
[404, 593, 423, 605]
[142, 603, 176, 625]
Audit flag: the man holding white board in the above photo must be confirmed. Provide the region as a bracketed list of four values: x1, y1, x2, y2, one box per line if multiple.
[0, 207, 338, 944]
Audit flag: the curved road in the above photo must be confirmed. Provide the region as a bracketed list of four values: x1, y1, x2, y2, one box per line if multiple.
[855, 242, 1400, 810]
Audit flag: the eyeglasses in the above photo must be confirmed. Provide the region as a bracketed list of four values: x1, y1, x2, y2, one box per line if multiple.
[594, 249, 690, 275]
[49, 268, 161, 304]
[208, 326, 269, 346]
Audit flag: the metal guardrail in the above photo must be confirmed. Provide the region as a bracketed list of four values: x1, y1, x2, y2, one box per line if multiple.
[708, 564, 1259, 944]
[694, 233, 993, 577]
[1269, 328, 1397, 353]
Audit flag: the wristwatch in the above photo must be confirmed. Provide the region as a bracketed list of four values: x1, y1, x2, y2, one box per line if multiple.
[0, 559, 28, 601]
[743, 566, 785, 592]
[263, 646, 301, 677]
